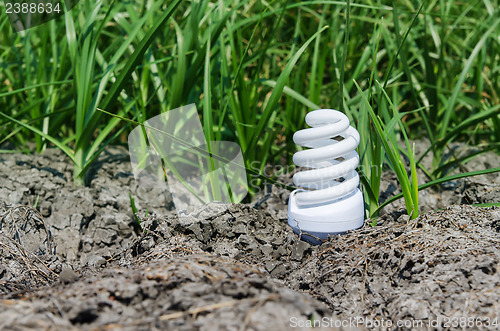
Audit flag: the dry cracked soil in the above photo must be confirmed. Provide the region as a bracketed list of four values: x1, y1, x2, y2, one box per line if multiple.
[0, 142, 499, 330]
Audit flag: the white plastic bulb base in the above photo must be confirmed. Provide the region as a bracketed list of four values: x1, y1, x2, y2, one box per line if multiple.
[288, 188, 364, 244]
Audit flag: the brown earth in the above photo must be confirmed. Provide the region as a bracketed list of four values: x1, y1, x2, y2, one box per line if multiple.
[0, 143, 498, 330]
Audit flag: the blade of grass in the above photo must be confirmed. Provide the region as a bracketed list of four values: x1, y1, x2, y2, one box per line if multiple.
[437, 17, 500, 141]
[373, 167, 500, 215]
[98, 0, 183, 111]
[245, 25, 329, 156]
[0, 110, 75, 163]
[354, 80, 415, 218]
[377, 80, 419, 218]
[337, 0, 350, 111]
[381, 1, 425, 90]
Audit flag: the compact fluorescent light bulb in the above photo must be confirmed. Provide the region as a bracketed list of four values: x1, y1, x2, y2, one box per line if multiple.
[288, 109, 364, 244]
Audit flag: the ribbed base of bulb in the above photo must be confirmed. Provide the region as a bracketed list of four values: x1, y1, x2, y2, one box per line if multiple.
[287, 188, 364, 245]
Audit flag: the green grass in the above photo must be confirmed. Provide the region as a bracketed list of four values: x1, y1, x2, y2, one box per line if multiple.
[1, 0, 499, 219]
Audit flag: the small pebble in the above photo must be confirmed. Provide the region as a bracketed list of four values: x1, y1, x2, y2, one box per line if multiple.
[87, 255, 107, 268]
[59, 268, 78, 284]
